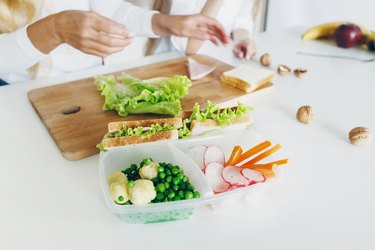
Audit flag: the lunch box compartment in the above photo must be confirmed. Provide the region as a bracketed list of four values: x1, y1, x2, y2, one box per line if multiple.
[99, 144, 212, 223]
[99, 128, 284, 223]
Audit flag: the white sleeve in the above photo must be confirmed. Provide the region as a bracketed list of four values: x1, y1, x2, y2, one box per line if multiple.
[89, 0, 159, 37]
[233, 0, 254, 34]
[0, 26, 47, 75]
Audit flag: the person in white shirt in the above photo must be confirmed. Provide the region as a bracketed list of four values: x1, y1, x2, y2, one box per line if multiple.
[152, 0, 257, 60]
[0, 0, 230, 84]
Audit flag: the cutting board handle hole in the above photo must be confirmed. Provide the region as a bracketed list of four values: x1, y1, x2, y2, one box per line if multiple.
[61, 106, 81, 115]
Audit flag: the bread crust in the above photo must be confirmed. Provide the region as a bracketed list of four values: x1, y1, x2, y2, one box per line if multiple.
[108, 118, 183, 133]
[102, 130, 179, 149]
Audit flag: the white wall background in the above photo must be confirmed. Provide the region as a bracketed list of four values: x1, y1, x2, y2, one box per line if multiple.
[266, 0, 375, 31]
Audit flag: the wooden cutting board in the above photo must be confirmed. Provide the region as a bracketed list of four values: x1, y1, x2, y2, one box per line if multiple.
[28, 55, 273, 161]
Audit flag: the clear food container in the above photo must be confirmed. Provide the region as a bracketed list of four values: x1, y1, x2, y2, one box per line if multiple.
[99, 128, 284, 224]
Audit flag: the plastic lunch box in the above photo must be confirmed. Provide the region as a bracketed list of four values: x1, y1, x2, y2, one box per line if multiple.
[99, 128, 283, 224]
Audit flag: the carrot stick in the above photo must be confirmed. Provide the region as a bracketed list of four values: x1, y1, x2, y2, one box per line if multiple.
[237, 140, 272, 163]
[241, 158, 289, 169]
[225, 146, 242, 166]
[240, 144, 281, 166]
[242, 164, 277, 178]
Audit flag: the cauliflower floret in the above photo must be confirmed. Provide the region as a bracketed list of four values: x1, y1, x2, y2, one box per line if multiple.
[110, 182, 129, 204]
[139, 162, 158, 180]
[129, 179, 156, 205]
[108, 171, 128, 186]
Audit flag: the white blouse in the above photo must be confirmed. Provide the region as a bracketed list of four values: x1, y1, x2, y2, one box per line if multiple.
[0, 0, 158, 84]
[155, 0, 253, 54]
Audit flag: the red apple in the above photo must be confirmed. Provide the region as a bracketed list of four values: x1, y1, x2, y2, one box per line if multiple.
[334, 24, 362, 48]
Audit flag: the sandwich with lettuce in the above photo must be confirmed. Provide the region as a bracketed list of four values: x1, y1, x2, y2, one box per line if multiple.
[97, 102, 253, 151]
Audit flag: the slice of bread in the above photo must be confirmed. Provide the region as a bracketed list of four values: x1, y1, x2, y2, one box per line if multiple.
[108, 118, 183, 133]
[190, 113, 254, 136]
[102, 130, 179, 149]
[221, 65, 274, 93]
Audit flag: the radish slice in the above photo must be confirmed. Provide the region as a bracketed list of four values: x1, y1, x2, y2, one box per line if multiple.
[204, 145, 225, 167]
[187, 145, 208, 171]
[241, 169, 266, 185]
[204, 162, 230, 193]
[222, 166, 250, 186]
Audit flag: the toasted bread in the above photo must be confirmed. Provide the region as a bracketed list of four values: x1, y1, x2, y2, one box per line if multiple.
[108, 118, 183, 133]
[102, 130, 179, 149]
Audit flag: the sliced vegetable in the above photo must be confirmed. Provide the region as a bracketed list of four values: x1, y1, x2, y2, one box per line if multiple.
[247, 164, 276, 178]
[222, 166, 250, 186]
[204, 145, 225, 167]
[237, 140, 272, 163]
[225, 146, 243, 166]
[240, 169, 266, 185]
[240, 144, 281, 166]
[187, 145, 208, 170]
[205, 162, 230, 193]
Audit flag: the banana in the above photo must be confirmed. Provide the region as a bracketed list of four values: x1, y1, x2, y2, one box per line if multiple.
[301, 21, 372, 41]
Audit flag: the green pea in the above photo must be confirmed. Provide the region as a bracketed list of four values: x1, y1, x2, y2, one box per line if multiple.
[185, 191, 194, 200]
[167, 163, 174, 169]
[166, 176, 172, 183]
[163, 197, 169, 202]
[157, 166, 164, 173]
[165, 170, 172, 176]
[178, 190, 184, 198]
[152, 177, 159, 183]
[168, 191, 175, 199]
[174, 196, 181, 201]
[157, 183, 165, 192]
[123, 169, 131, 175]
[172, 177, 180, 186]
[193, 191, 200, 198]
[159, 172, 166, 179]
[172, 185, 179, 191]
[172, 167, 180, 176]
[128, 180, 135, 188]
[179, 183, 186, 190]
[187, 184, 194, 191]
[156, 192, 164, 200]
[177, 173, 184, 181]
[130, 164, 137, 171]
[183, 176, 189, 183]
[164, 182, 170, 189]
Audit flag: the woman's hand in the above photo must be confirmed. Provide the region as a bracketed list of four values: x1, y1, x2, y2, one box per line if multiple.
[232, 28, 257, 60]
[28, 10, 134, 57]
[153, 14, 230, 46]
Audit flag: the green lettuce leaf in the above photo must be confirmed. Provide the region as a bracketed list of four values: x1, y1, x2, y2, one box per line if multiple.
[107, 123, 176, 139]
[95, 74, 191, 116]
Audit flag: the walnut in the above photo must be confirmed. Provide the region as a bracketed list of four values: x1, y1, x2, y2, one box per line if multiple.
[296, 106, 314, 124]
[260, 53, 272, 67]
[294, 68, 308, 78]
[349, 127, 373, 146]
[277, 64, 291, 76]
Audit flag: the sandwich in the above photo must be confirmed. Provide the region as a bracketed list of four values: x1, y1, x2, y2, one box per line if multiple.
[178, 102, 254, 138]
[97, 102, 253, 151]
[98, 118, 183, 150]
[220, 64, 274, 93]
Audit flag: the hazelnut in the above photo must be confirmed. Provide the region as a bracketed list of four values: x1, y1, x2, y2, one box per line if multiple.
[260, 53, 272, 67]
[296, 105, 314, 124]
[277, 64, 291, 76]
[294, 68, 308, 78]
[349, 127, 373, 146]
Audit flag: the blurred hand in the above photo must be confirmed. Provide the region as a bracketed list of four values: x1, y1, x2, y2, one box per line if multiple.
[28, 10, 134, 57]
[233, 39, 257, 60]
[153, 14, 231, 46]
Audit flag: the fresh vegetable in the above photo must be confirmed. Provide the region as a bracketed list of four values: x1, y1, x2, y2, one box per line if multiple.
[204, 145, 225, 167]
[109, 158, 200, 205]
[188, 140, 288, 194]
[237, 140, 271, 163]
[108, 171, 129, 204]
[240, 144, 281, 166]
[95, 74, 191, 117]
[225, 146, 242, 166]
[128, 179, 156, 205]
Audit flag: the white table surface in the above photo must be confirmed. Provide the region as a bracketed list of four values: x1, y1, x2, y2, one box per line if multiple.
[1, 27, 374, 250]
